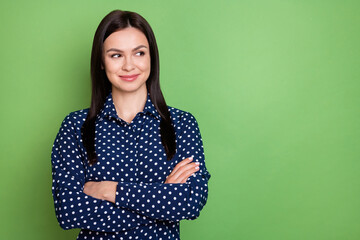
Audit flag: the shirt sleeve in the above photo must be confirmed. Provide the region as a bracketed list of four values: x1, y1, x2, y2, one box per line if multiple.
[114, 112, 211, 222]
[51, 113, 153, 231]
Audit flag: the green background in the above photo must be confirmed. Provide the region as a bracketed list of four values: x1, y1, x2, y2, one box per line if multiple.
[1, 0, 359, 239]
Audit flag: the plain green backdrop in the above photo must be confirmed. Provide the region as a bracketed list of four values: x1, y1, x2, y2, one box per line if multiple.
[1, 0, 360, 239]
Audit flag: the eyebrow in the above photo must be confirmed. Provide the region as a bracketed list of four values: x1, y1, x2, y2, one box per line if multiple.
[106, 45, 148, 53]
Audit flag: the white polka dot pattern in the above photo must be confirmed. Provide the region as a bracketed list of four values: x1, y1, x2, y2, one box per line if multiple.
[51, 91, 211, 239]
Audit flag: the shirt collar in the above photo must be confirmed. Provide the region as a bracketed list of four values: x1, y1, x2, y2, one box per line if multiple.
[98, 91, 161, 121]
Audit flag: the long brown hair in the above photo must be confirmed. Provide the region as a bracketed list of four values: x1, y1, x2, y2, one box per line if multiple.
[81, 10, 176, 165]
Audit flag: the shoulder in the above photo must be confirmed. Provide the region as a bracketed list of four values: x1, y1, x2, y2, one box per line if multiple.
[167, 105, 200, 129]
[60, 108, 89, 131]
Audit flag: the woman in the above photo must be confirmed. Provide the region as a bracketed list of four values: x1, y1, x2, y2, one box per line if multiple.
[51, 10, 211, 240]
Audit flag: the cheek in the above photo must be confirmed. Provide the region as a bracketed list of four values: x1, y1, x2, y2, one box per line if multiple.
[136, 57, 151, 72]
[104, 59, 119, 73]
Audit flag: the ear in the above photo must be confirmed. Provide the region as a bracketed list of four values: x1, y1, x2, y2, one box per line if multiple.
[101, 64, 104, 70]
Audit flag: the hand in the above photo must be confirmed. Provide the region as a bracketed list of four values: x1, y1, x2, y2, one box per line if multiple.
[83, 181, 118, 203]
[165, 156, 200, 184]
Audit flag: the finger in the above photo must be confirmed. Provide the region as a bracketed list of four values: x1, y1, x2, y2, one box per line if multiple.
[164, 175, 179, 184]
[178, 165, 200, 183]
[172, 161, 199, 181]
[165, 173, 182, 184]
[171, 161, 197, 180]
[168, 156, 193, 177]
[170, 156, 193, 176]
[164, 162, 197, 184]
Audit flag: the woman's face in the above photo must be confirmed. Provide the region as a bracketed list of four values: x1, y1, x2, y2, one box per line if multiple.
[103, 27, 151, 95]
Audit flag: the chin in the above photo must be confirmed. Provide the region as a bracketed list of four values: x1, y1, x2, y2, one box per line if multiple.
[113, 85, 147, 94]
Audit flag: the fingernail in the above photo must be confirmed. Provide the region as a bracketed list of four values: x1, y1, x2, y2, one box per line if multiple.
[195, 166, 199, 170]
[189, 156, 193, 160]
[195, 162, 200, 165]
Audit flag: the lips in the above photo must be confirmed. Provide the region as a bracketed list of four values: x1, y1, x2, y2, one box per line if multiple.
[119, 74, 140, 82]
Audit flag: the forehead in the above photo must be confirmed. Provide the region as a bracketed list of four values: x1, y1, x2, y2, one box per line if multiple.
[103, 27, 149, 50]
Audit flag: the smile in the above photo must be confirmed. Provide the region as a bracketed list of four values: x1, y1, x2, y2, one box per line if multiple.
[119, 74, 140, 82]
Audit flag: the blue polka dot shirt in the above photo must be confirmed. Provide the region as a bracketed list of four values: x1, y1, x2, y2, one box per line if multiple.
[51, 91, 211, 239]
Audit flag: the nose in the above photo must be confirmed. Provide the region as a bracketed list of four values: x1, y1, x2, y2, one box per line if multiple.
[122, 56, 135, 71]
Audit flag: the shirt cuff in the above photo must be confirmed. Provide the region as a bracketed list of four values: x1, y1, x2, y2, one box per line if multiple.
[115, 182, 132, 207]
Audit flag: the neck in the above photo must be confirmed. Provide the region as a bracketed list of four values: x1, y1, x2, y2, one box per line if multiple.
[111, 86, 148, 124]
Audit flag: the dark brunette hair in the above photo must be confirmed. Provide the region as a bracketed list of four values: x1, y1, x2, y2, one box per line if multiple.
[81, 10, 176, 165]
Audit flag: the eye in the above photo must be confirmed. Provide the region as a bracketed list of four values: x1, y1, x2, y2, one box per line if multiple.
[111, 54, 121, 58]
[135, 51, 145, 56]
